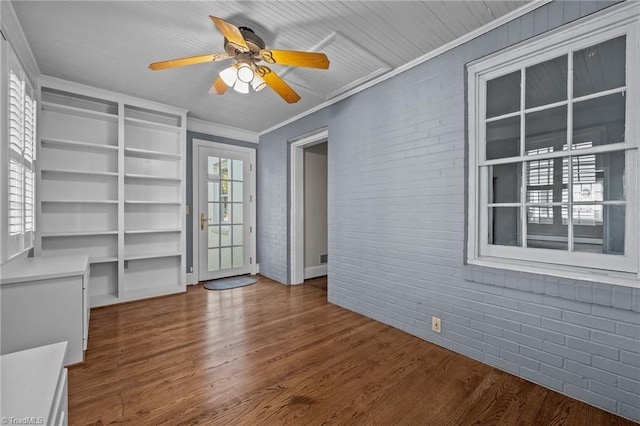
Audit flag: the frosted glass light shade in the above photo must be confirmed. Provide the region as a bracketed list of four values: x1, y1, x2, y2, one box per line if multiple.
[219, 66, 238, 87]
[233, 80, 250, 94]
[252, 74, 267, 92]
[237, 63, 254, 83]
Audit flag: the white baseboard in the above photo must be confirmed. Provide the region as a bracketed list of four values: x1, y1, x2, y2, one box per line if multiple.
[186, 273, 199, 286]
[304, 264, 327, 279]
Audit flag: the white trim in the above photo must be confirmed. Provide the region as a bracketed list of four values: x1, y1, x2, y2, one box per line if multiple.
[186, 272, 198, 286]
[259, 0, 552, 136]
[470, 257, 640, 289]
[0, 1, 40, 85]
[290, 128, 328, 285]
[467, 2, 640, 286]
[187, 117, 259, 144]
[304, 264, 327, 280]
[191, 139, 256, 283]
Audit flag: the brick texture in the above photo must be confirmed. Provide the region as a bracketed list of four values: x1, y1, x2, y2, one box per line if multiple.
[257, 1, 639, 422]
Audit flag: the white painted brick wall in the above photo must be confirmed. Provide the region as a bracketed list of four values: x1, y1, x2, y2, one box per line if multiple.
[258, 1, 639, 421]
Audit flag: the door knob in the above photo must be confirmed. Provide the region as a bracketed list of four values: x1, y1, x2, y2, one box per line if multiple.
[200, 213, 206, 230]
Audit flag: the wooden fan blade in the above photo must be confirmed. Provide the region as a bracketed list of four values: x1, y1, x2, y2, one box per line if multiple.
[260, 50, 329, 69]
[209, 16, 249, 51]
[209, 76, 228, 95]
[149, 53, 230, 70]
[258, 66, 301, 104]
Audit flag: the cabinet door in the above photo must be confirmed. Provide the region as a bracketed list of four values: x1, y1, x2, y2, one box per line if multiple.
[1, 277, 84, 365]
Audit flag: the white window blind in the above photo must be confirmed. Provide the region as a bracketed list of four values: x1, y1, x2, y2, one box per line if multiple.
[6, 46, 36, 258]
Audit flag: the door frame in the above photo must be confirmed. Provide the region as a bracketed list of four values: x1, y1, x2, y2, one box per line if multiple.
[192, 139, 257, 283]
[290, 128, 328, 285]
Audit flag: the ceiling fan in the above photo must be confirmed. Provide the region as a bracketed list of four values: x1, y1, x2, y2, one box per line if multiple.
[148, 16, 330, 104]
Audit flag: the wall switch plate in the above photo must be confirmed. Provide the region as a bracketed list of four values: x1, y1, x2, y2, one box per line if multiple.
[432, 316, 441, 333]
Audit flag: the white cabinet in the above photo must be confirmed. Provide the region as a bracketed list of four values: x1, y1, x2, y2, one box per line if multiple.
[37, 77, 187, 306]
[0, 342, 69, 425]
[0, 255, 89, 366]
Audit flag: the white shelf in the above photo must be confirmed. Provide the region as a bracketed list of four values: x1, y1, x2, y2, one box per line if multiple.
[90, 256, 118, 264]
[39, 82, 186, 308]
[124, 200, 181, 205]
[41, 168, 118, 177]
[124, 228, 181, 234]
[124, 147, 181, 160]
[41, 230, 118, 238]
[42, 101, 118, 121]
[42, 199, 118, 204]
[124, 173, 181, 182]
[124, 251, 182, 261]
[124, 117, 181, 133]
[42, 137, 118, 152]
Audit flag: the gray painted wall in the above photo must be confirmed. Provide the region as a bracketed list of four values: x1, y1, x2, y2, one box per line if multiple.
[257, 1, 640, 422]
[186, 131, 257, 274]
[304, 142, 328, 269]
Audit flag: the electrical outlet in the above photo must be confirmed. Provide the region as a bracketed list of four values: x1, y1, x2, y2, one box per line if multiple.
[432, 316, 441, 333]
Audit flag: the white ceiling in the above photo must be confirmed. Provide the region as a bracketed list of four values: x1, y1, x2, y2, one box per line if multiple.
[10, 1, 532, 135]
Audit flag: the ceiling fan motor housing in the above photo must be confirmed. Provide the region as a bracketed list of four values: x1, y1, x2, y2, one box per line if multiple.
[224, 27, 265, 57]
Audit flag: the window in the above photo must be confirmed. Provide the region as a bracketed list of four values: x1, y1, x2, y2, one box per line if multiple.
[467, 4, 639, 281]
[5, 41, 36, 260]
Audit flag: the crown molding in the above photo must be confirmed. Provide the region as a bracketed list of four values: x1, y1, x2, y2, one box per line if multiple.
[187, 117, 259, 143]
[259, 0, 553, 136]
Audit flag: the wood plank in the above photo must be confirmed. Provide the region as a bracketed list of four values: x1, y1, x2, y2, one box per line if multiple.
[68, 275, 636, 425]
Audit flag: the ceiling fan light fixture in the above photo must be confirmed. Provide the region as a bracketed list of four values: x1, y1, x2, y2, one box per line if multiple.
[233, 79, 250, 94]
[252, 74, 267, 92]
[219, 65, 238, 87]
[236, 63, 254, 84]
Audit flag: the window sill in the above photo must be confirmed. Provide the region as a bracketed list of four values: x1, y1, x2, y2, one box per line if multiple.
[468, 256, 640, 289]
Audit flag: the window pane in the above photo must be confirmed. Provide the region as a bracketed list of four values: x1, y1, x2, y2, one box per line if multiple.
[208, 248, 220, 271]
[232, 159, 243, 181]
[232, 225, 243, 246]
[490, 163, 521, 203]
[208, 203, 220, 225]
[574, 36, 625, 98]
[208, 182, 219, 202]
[486, 116, 520, 160]
[207, 157, 220, 177]
[526, 55, 567, 108]
[489, 207, 521, 246]
[221, 247, 232, 269]
[573, 93, 625, 148]
[525, 106, 567, 154]
[527, 206, 568, 250]
[574, 205, 624, 254]
[232, 203, 243, 224]
[221, 202, 230, 223]
[232, 181, 243, 202]
[486, 71, 521, 118]
[221, 180, 230, 199]
[232, 247, 243, 268]
[220, 225, 231, 246]
[220, 158, 230, 179]
[208, 226, 220, 248]
[526, 157, 564, 204]
[573, 152, 624, 202]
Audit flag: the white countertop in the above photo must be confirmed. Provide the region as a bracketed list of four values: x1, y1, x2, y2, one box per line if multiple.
[0, 254, 89, 285]
[0, 341, 67, 421]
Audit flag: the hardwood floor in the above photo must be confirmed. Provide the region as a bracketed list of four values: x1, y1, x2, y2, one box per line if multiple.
[69, 275, 635, 425]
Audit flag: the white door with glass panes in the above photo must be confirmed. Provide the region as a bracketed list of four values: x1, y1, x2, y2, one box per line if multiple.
[198, 146, 252, 280]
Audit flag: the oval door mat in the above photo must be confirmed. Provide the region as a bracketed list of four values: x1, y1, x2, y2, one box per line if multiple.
[204, 276, 257, 290]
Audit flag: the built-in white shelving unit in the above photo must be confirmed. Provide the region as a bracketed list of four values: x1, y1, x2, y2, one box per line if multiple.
[37, 77, 187, 307]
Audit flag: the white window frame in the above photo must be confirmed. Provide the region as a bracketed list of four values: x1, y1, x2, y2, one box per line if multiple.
[467, 2, 640, 287]
[2, 37, 36, 262]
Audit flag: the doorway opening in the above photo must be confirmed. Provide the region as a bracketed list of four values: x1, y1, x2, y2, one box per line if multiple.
[290, 129, 328, 285]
